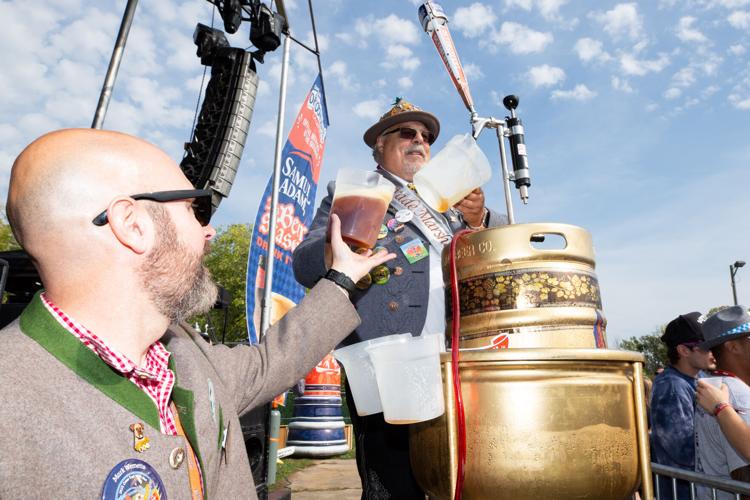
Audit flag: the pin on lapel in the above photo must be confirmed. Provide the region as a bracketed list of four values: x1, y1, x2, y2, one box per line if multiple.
[208, 378, 217, 424]
[129, 422, 151, 453]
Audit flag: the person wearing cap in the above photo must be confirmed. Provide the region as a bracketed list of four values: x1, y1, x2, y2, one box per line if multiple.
[293, 98, 505, 498]
[650, 312, 716, 499]
[693, 305, 750, 499]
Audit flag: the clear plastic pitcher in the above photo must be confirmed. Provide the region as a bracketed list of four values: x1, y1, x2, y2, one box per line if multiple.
[365, 334, 444, 424]
[333, 333, 412, 416]
[413, 134, 492, 212]
[330, 169, 395, 249]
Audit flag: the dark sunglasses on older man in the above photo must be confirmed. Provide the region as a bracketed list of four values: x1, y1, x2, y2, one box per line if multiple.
[381, 126, 435, 145]
[92, 189, 213, 227]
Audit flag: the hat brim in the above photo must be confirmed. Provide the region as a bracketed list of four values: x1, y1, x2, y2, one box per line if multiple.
[363, 110, 440, 148]
[699, 330, 750, 350]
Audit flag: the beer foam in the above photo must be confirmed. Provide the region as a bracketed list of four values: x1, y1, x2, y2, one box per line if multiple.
[333, 184, 394, 203]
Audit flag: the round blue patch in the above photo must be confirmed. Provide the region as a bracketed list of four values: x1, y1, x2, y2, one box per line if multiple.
[101, 459, 167, 500]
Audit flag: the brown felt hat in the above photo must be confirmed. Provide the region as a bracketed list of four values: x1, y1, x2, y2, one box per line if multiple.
[363, 98, 440, 148]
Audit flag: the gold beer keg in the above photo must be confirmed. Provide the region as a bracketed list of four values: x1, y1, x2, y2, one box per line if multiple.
[443, 223, 606, 349]
[410, 349, 652, 500]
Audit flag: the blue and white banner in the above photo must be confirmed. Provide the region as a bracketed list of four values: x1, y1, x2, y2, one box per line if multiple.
[245, 75, 329, 343]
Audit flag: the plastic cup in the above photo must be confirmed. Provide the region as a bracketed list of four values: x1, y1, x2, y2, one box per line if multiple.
[365, 334, 445, 424]
[330, 169, 395, 249]
[412, 133, 492, 212]
[333, 334, 413, 416]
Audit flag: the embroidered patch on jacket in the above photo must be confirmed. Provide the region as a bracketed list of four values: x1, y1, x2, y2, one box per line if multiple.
[101, 459, 166, 500]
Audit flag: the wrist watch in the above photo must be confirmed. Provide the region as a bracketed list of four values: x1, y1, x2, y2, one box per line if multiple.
[467, 208, 489, 230]
[324, 268, 357, 296]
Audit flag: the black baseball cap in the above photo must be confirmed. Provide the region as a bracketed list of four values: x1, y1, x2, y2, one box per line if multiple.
[661, 312, 704, 347]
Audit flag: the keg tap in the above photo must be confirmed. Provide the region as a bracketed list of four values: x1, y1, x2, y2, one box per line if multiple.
[419, 0, 531, 224]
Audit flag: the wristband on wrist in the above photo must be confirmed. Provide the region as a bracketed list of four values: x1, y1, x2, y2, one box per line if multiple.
[714, 402, 732, 416]
[323, 268, 356, 296]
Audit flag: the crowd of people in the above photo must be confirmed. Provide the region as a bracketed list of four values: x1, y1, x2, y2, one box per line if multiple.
[3, 96, 748, 500]
[650, 306, 750, 500]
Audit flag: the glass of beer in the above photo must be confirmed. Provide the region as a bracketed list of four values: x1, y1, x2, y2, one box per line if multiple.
[330, 169, 395, 249]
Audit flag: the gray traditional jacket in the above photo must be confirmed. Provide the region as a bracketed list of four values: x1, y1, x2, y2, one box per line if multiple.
[293, 171, 505, 348]
[0, 280, 359, 499]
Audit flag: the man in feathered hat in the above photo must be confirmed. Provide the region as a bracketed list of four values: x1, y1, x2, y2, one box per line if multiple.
[294, 99, 505, 497]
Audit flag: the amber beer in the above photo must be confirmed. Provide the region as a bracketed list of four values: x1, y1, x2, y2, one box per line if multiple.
[330, 169, 395, 249]
[331, 194, 389, 248]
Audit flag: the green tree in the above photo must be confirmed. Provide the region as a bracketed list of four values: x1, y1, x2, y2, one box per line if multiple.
[192, 223, 252, 344]
[707, 305, 731, 317]
[0, 208, 20, 252]
[618, 326, 668, 378]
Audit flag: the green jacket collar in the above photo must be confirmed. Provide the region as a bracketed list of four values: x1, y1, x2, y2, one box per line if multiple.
[20, 292, 160, 430]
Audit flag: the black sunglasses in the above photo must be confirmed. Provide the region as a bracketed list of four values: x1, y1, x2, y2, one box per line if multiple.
[92, 189, 213, 227]
[381, 126, 435, 145]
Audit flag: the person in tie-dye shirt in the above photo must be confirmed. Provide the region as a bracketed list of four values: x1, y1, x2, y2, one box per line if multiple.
[650, 312, 716, 500]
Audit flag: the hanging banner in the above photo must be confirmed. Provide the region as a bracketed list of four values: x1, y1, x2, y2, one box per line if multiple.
[245, 74, 329, 344]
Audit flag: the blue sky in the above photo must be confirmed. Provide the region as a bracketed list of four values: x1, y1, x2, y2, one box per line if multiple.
[1, 0, 749, 345]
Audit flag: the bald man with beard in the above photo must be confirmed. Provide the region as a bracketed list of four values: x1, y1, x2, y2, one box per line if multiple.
[0, 129, 394, 499]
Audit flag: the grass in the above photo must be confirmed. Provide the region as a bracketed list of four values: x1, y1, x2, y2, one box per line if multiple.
[269, 457, 314, 491]
[269, 445, 356, 491]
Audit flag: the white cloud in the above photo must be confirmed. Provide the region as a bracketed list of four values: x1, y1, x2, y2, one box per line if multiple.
[335, 32, 354, 45]
[711, 0, 750, 7]
[702, 85, 721, 97]
[611, 76, 634, 93]
[729, 44, 747, 55]
[328, 60, 358, 91]
[538, 0, 569, 20]
[698, 56, 722, 75]
[505, 0, 533, 10]
[676, 16, 708, 43]
[398, 76, 413, 89]
[664, 87, 682, 99]
[258, 119, 277, 138]
[550, 84, 596, 101]
[490, 22, 554, 54]
[381, 44, 421, 72]
[453, 3, 497, 38]
[303, 31, 329, 52]
[574, 37, 610, 63]
[463, 63, 484, 80]
[672, 67, 697, 87]
[353, 99, 387, 120]
[729, 93, 750, 109]
[620, 53, 670, 76]
[505, 0, 569, 20]
[727, 10, 750, 29]
[490, 90, 507, 108]
[355, 14, 421, 46]
[350, 16, 422, 73]
[591, 3, 644, 41]
[527, 65, 566, 87]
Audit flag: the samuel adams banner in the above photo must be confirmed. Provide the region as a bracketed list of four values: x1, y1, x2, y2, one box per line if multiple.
[245, 75, 329, 343]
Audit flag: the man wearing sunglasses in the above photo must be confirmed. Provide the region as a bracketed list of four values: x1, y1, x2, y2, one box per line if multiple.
[0, 128, 395, 499]
[293, 99, 505, 498]
[650, 312, 716, 499]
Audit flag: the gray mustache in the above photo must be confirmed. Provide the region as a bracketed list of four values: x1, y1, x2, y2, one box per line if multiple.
[405, 146, 425, 156]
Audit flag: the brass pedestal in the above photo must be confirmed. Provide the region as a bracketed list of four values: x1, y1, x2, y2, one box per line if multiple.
[410, 349, 652, 499]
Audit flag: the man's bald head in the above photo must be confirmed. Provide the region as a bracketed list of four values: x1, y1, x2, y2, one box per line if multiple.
[7, 128, 191, 264]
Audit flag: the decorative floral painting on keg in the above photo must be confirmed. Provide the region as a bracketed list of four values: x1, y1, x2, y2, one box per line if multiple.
[455, 269, 602, 315]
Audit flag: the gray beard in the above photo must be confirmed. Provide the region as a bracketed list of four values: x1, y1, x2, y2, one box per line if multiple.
[139, 206, 218, 324]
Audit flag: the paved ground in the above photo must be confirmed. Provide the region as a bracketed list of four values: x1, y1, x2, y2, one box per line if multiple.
[283, 459, 361, 499]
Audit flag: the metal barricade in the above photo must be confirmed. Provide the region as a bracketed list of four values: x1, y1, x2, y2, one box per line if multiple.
[651, 462, 750, 500]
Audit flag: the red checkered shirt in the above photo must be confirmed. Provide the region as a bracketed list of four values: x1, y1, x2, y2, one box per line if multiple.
[41, 293, 178, 435]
